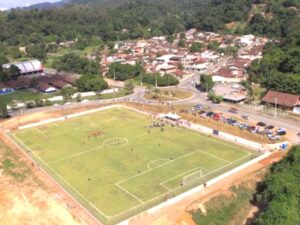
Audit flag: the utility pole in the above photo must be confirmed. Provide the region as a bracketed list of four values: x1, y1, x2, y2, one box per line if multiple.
[155, 73, 158, 89]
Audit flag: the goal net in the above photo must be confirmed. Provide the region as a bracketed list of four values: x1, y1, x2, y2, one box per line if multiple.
[182, 169, 204, 186]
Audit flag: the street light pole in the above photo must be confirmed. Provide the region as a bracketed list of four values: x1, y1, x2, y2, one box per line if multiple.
[155, 73, 158, 89]
[274, 97, 277, 118]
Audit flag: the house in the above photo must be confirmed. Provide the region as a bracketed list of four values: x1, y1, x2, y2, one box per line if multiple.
[158, 64, 177, 75]
[37, 82, 57, 93]
[212, 68, 245, 83]
[63, 76, 78, 85]
[239, 35, 255, 46]
[184, 58, 209, 72]
[214, 83, 247, 103]
[171, 70, 188, 79]
[262, 91, 300, 113]
[49, 79, 69, 89]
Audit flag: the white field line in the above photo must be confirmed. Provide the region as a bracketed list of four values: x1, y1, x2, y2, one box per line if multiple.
[176, 126, 251, 155]
[35, 128, 49, 137]
[147, 159, 171, 170]
[115, 183, 144, 204]
[114, 149, 224, 208]
[12, 131, 254, 222]
[48, 145, 105, 165]
[160, 166, 207, 188]
[116, 150, 202, 186]
[196, 149, 230, 163]
[13, 105, 257, 222]
[47, 129, 158, 165]
[12, 134, 110, 220]
[110, 152, 253, 219]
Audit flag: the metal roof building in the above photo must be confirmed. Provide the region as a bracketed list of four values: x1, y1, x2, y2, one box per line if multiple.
[3, 60, 43, 75]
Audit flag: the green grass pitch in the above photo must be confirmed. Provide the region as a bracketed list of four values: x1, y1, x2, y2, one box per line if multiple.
[12, 107, 256, 224]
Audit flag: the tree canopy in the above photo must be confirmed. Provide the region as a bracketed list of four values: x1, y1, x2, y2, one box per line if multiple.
[252, 145, 300, 225]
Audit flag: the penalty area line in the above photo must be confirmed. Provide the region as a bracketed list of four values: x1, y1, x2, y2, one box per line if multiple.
[11, 134, 111, 220]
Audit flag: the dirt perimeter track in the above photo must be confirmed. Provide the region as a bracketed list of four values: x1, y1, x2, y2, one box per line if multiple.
[0, 104, 286, 225]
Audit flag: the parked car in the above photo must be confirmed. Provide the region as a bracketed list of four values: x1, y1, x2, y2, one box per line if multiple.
[277, 128, 287, 135]
[241, 114, 249, 120]
[248, 126, 257, 132]
[257, 122, 267, 127]
[226, 118, 237, 125]
[228, 108, 238, 114]
[206, 112, 214, 117]
[270, 135, 280, 140]
[194, 104, 204, 110]
[265, 125, 274, 130]
[213, 113, 222, 121]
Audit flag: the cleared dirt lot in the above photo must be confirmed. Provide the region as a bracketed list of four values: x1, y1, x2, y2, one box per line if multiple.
[0, 103, 288, 225]
[0, 133, 99, 225]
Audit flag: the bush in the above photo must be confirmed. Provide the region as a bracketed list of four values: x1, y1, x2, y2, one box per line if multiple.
[142, 73, 179, 87]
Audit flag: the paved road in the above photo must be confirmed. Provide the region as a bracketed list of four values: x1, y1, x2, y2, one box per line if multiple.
[10, 71, 300, 144]
[131, 66, 300, 144]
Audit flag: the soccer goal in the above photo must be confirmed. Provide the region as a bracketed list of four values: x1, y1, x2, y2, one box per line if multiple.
[182, 169, 204, 186]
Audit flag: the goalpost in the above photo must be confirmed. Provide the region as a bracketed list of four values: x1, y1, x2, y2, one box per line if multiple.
[182, 169, 204, 186]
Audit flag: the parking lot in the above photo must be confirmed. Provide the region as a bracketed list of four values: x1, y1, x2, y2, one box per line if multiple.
[182, 104, 288, 142]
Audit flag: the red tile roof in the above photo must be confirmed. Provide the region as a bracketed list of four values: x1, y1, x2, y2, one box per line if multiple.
[262, 91, 300, 108]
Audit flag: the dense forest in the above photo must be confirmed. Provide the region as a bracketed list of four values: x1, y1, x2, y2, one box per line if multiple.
[0, 0, 299, 95]
[252, 145, 300, 225]
[246, 0, 300, 94]
[0, 0, 253, 45]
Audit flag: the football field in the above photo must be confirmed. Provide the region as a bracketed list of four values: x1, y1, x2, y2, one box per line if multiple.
[12, 107, 256, 224]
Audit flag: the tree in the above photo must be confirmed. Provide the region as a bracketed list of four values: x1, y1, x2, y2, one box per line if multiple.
[61, 86, 76, 101]
[252, 145, 300, 225]
[107, 63, 143, 81]
[207, 41, 220, 52]
[166, 35, 175, 44]
[142, 73, 179, 87]
[6, 65, 20, 80]
[153, 88, 160, 99]
[55, 53, 99, 75]
[241, 81, 254, 103]
[124, 81, 134, 94]
[26, 44, 47, 61]
[76, 75, 108, 92]
[8, 47, 22, 59]
[178, 39, 186, 48]
[0, 102, 9, 119]
[208, 92, 223, 103]
[190, 42, 203, 53]
[200, 74, 214, 92]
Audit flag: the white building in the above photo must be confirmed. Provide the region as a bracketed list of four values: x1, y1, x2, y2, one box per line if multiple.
[3, 59, 44, 75]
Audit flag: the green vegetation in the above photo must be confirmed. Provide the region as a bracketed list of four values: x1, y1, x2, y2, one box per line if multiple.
[0, 0, 253, 46]
[246, 1, 300, 95]
[0, 89, 58, 106]
[190, 42, 203, 53]
[208, 92, 223, 104]
[192, 186, 254, 225]
[144, 88, 193, 101]
[13, 107, 254, 224]
[107, 63, 143, 81]
[54, 53, 99, 75]
[0, 140, 29, 182]
[142, 73, 179, 87]
[200, 74, 214, 92]
[76, 74, 108, 92]
[252, 145, 300, 225]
